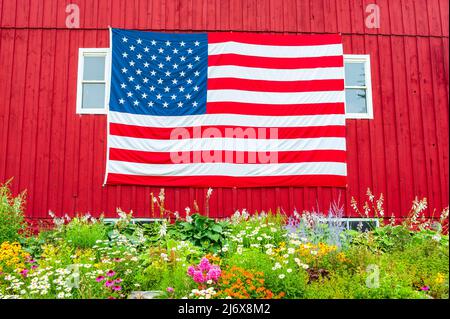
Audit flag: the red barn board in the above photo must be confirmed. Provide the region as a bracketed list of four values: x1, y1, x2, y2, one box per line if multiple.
[0, 0, 448, 221]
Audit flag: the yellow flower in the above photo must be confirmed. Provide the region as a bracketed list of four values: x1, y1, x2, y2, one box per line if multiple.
[435, 273, 445, 285]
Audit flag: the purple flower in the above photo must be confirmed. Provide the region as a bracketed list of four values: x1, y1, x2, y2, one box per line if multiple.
[106, 270, 116, 277]
[20, 269, 29, 277]
[105, 280, 114, 288]
[421, 286, 430, 291]
[113, 286, 122, 291]
[114, 278, 123, 283]
[27, 259, 36, 264]
[31, 265, 38, 270]
[96, 276, 105, 282]
[206, 265, 221, 281]
[166, 287, 174, 293]
[113, 258, 122, 262]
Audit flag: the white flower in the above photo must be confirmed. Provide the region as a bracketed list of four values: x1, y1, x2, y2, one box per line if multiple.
[57, 292, 65, 299]
[310, 250, 318, 256]
[207, 188, 213, 198]
[288, 248, 295, 254]
[279, 274, 285, 279]
[432, 234, 441, 242]
[159, 220, 167, 237]
[257, 237, 262, 241]
[287, 268, 292, 273]
[237, 246, 243, 254]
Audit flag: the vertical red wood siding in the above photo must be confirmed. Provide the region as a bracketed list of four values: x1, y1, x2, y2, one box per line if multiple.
[0, 0, 448, 219]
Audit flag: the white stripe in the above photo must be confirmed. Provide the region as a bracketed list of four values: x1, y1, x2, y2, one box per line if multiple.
[208, 42, 343, 58]
[109, 160, 347, 177]
[109, 111, 345, 128]
[208, 66, 344, 81]
[207, 90, 344, 104]
[109, 136, 346, 152]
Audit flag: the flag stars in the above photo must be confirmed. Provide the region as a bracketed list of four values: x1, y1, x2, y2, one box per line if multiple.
[133, 100, 139, 106]
[194, 41, 200, 46]
[177, 101, 183, 108]
[136, 54, 142, 59]
[158, 63, 164, 69]
[121, 67, 128, 73]
[143, 77, 149, 83]
[187, 48, 193, 54]
[151, 40, 157, 45]
[194, 71, 200, 76]
[148, 101, 154, 107]
[179, 71, 186, 77]
[143, 62, 150, 68]
[157, 78, 163, 84]
[171, 94, 177, 100]
[129, 45, 135, 51]
[187, 63, 193, 69]
[193, 85, 199, 91]
[151, 55, 157, 60]
[144, 47, 150, 52]
[178, 86, 185, 92]
[194, 56, 200, 61]
[149, 86, 155, 91]
[165, 70, 171, 77]
[165, 56, 172, 62]
[172, 63, 179, 69]
[186, 79, 193, 84]
[122, 36, 128, 42]
[172, 48, 179, 54]
[185, 93, 191, 99]
[156, 93, 162, 100]
[141, 93, 148, 99]
[158, 48, 164, 54]
[120, 83, 127, 89]
[165, 40, 171, 46]
[118, 98, 125, 104]
[180, 56, 186, 62]
[128, 76, 135, 82]
[127, 92, 133, 97]
[164, 86, 170, 92]
[180, 41, 186, 47]
[172, 79, 178, 85]
[129, 61, 135, 66]
[122, 52, 128, 58]
[136, 69, 142, 75]
[192, 101, 198, 107]
[135, 84, 141, 90]
[163, 101, 169, 108]
[137, 38, 142, 44]
[150, 70, 156, 76]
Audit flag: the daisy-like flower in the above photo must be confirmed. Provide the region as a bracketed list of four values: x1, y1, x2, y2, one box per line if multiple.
[279, 274, 285, 279]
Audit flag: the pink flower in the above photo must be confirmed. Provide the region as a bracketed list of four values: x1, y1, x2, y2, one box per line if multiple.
[20, 269, 29, 277]
[106, 270, 116, 277]
[187, 266, 195, 277]
[199, 258, 211, 272]
[421, 286, 430, 291]
[166, 287, 174, 293]
[114, 278, 122, 283]
[31, 265, 38, 270]
[96, 276, 105, 282]
[193, 270, 206, 283]
[105, 280, 114, 288]
[206, 266, 221, 281]
[113, 258, 122, 262]
[113, 286, 122, 291]
[108, 296, 116, 299]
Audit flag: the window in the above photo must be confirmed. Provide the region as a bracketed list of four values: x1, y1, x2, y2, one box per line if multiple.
[344, 54, 373, 119]
[76, 48, 110, 114]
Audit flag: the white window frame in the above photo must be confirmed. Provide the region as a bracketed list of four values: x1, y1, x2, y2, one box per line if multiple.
[344, 54, 374, 119]
[76, 48, 111, 114]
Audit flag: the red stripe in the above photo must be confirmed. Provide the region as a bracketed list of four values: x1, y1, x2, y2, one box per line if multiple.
[207, 79, 344, 93]
[208, 54, 343, 69]
[110, 148, 346, 164]
[106, 173, 347, 187]
[207, 102, 345, 116]
[208, 33, 342, 46]
[109, 123, 345, 140]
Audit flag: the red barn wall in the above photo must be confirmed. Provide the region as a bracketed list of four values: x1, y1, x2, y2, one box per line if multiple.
[0, 0, 448, 219]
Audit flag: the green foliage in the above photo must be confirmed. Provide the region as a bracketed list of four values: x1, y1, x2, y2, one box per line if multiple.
[62, 217, 108, 248]
[170, 213, 230, 252]
[0, 180, 26, 244]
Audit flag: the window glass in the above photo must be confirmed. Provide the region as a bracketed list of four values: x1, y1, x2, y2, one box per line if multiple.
[82, 83, 106, 109]
[345, 89, 367, 114]
[83, 56, 105, 81]
[344, 62, 365, 86]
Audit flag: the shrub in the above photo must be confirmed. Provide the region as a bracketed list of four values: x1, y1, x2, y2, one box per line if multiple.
[0, 180, 26, 244]
[61, 216, 107, 248]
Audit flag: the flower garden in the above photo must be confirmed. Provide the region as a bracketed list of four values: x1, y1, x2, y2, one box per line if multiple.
[0, 181, 448, 299]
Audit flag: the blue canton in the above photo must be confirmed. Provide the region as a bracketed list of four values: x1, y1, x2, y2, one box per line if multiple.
[109, 28, 208, 116]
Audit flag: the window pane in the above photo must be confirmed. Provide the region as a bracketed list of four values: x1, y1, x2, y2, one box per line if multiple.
[345, 89, 367, 114]
[82, 83, 105, 109]
[345, 62, 365, 86]
[83, 56, 105, 81]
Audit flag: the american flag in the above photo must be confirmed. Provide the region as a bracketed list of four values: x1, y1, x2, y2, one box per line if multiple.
[105, 28, 347, 187]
